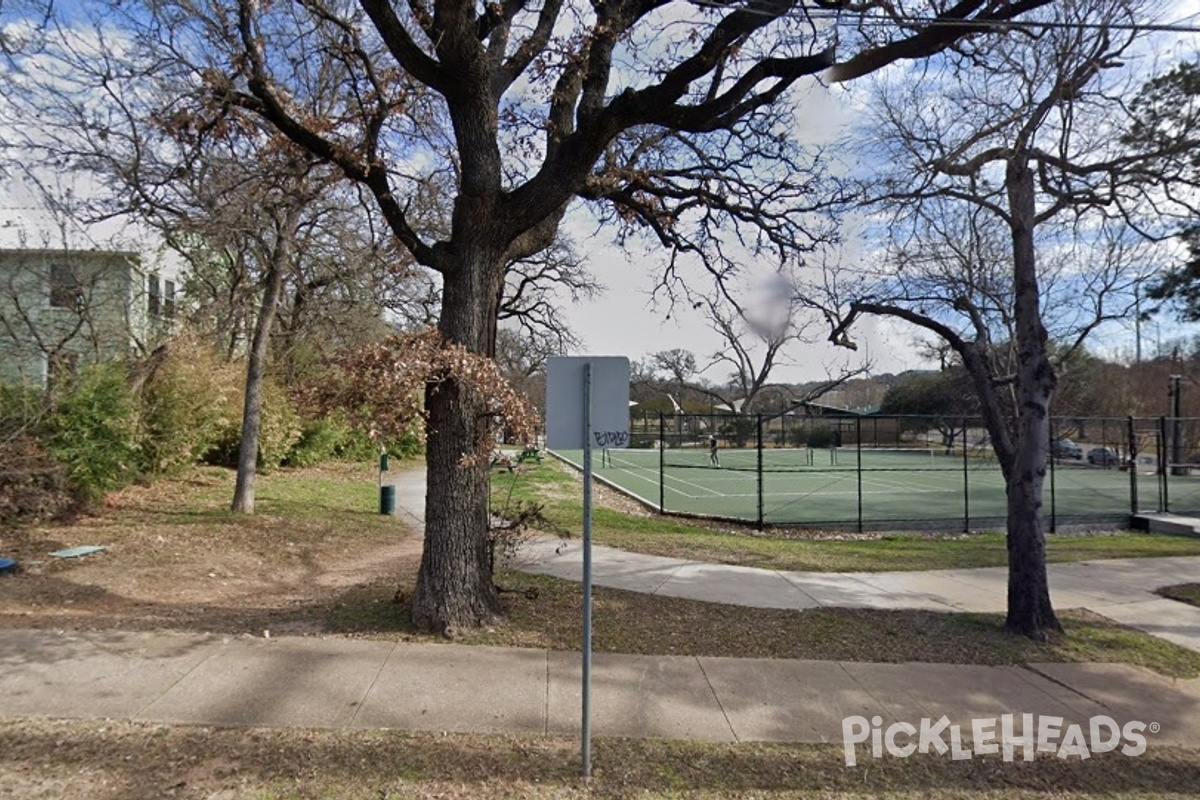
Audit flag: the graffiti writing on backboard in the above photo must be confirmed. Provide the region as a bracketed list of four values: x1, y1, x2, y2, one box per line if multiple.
[593, 430, 629, 448]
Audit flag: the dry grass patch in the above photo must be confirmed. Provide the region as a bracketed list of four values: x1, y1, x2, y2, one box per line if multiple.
[320, 572, 1200, 678]
[1158, 584, 1200, 608]
[1, 717, 1198, 799]
[0, 464, 421, 635]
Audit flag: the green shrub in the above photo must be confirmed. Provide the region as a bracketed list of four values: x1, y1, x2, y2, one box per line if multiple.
[206, 376, 302, 473]
[140, 340, 240, 475]
[284, 415, 378, 468]
[0, 383, 49, 439]
[256, 381, 303, 470]
[388, 428, 423, 459]
[46, 363, 142, 499]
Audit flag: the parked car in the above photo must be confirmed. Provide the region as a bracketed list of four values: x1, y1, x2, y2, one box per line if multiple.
[1052, 438, 1083, 460]
[1087, 447, 1120, 466]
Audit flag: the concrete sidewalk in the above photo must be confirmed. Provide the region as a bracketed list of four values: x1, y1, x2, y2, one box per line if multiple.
[4, 627, 1200, 746]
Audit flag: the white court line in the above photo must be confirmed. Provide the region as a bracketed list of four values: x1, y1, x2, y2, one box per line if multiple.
[596, 455, 987, 502]
[607, 463, 729, 499]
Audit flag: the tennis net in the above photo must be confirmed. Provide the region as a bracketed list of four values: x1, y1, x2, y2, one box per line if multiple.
[602, 446, 949, 472]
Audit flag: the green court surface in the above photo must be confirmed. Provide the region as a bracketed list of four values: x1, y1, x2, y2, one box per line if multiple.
[551, 446, 1155, 529]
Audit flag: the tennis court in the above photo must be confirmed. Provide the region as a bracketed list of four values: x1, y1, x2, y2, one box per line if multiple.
[551, 445, 1144, 529]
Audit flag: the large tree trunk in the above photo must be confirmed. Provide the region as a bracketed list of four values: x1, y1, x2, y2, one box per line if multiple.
[410, 242, 507, 633]
[231, 238, 289, 514]
[1003, 160, 1061, 639]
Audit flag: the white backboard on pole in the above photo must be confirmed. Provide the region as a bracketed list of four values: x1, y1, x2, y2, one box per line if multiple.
[546, 356, 630, 450]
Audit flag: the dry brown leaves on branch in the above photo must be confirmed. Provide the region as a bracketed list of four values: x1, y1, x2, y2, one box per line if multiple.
[305, 329, 538, 463]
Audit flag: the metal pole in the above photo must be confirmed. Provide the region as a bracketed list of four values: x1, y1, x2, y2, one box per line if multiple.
[1171, 375, 1183, 475]
[581, 364, 594, 778]
[757, 414, 764, 530]
[1127, 417, 1138, 515]
[658, 412, 665, 514]
[1135, 286, 1143, 364]
[856, 416, 864, 533]
[1156, 417, 1166, 510]
[962, 417, 969, 533]
[1048, 418, 1057, 534]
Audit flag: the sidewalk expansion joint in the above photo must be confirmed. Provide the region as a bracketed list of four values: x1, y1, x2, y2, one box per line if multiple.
[695, 656, 738, 743]
[131, 635, 227, 720]
[347, 639, 400, 729]
[771, 571, 822, 607]
[1019, 664, 1111, 710]
[649, 562, 688, 596]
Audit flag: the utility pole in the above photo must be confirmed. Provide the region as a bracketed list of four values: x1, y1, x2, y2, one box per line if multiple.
[1135, 285, 1142, 364]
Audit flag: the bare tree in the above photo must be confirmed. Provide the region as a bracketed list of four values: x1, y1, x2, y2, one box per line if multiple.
[499, 235, 601, 354]
[825, 0, 1191, 638]
[1127, 61, 1200, 323]
[698, 274, 869, 413]
[35, 0, 1052, 631]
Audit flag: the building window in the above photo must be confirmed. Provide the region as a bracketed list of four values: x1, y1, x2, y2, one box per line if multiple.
[49, 264, 82, 309]
[148, 273, 161, 317]
[164, 279, 176, 319]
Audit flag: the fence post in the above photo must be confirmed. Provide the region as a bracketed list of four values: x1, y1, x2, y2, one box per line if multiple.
[1127, 417, 1138, 516]
[1048, 418, 1057, 534]
[856, 416, 864, 533]
[1159, 416, 1170, 513]
[961, 417, 970, 533]
[658, 412, 665, 514]
[757, 415, 764, 531]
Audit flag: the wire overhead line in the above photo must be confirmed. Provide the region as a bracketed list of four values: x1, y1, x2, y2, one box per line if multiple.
[686, 0, 1200, 36]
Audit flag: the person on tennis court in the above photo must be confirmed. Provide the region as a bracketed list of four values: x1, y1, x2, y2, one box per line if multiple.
[709, 434, 720, 467]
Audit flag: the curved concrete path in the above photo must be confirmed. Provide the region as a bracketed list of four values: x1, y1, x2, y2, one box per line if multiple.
[391, 465, 1200, 654]
[515, 539, 1200, 655]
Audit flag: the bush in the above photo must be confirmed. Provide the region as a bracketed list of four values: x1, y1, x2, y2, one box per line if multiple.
[140, 339, 241, 475]
[284, 415, 378, 468]
[46, 363, 142, 499]
[388, 428, 423, 459]
[206, 376, 302, 472]
[0, 383, 49, 439]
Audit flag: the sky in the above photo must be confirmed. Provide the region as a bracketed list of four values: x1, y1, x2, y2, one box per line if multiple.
[552, 70, 925, 386]
[557, 238, 922, 384]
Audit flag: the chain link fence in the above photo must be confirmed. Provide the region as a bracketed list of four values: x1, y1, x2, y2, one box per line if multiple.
[600, 411, 1200, 530]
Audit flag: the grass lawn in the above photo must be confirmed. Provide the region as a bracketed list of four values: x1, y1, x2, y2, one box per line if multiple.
[6, 461, 1195, 680]
[491, 460, 1200, 573]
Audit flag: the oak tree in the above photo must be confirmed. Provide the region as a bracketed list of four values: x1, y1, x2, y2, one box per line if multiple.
[826, 0, 1191, 637]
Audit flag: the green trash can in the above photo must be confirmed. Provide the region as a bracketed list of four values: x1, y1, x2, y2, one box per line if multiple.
[380, 484, 396, 515]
